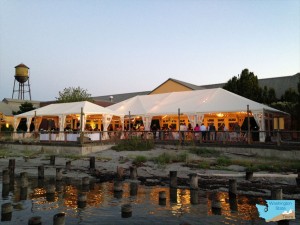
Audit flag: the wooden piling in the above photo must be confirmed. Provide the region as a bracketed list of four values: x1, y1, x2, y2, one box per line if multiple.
[20, 172, 28, 188]
[116, 166, 124, 180]
[28, 216, 42, 225]
[46, 184, 56, 202]
[190, 189, 199, 205]
[8, 159, 15, 176]
[211, 193, 222, 215]
[1, 202, 13, 221]
[159, 191, 166, 205]
[189, 173, 198, 190]
[50, 155, 56, 165]
[66, 161, 71, 170]
[169, 171, 177, 188]
[271, 188, 282, 200]
[56, 168, 63, 181]
[245, 171, 253, 180]
[53, 213, 65, 225]
[77, 192, 87, 208]
[2, 169, 10, 185]
[82, 177, 90, 192]
[89, 157, 95, 169]
[130, 166, 137, 180]
[229, 179, 237, 199]
[38, 165, 44, 179]
[121, 204, 132, 218]
[130, 182, 138, 196]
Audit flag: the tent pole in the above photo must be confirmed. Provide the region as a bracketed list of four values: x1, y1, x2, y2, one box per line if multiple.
[80, 107, 83, 144]
[129, 111, 131, 139]
[247, 105, 251, 144]
[178, 108, 181, 142]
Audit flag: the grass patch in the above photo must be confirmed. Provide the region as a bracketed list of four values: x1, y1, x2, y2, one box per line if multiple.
[197, 161, 211, 169]
[151, 152, 189, 165]
[216, 156, 232, 166]
[189, 147, 220, 157]
[133, 155, 147, 166]
[112, 137, 154, 151]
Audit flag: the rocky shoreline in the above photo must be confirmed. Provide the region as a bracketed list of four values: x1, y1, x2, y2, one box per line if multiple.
[0, 147, 299, 200]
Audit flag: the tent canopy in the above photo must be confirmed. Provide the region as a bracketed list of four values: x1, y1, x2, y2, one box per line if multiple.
[15, 101, 123, 118]
[108, 88, 285, 116]
[13, 101, 124, 134]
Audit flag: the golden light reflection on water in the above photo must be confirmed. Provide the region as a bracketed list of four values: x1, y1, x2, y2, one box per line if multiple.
[207, 191, 266, 221]
[27, 180, 267, 221]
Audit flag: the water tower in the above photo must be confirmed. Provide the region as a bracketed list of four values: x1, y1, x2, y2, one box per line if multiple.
[12, 63, 32, 100]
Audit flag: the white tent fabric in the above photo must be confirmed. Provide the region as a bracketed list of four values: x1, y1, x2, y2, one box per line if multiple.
[108, 88, 286, 142]
[14, 101, 123, 133]
[108, 88, 283, 116]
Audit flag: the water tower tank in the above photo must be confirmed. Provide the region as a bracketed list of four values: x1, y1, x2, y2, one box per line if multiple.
[15, 63, 29, 83]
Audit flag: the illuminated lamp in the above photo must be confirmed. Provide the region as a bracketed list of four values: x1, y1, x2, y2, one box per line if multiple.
[216, 113, 224, 117]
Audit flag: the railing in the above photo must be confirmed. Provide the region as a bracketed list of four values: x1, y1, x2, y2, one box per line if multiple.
[0, 130, 299, 146]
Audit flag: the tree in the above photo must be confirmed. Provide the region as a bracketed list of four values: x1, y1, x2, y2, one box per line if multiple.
[56, 87, 93, 103]
[223, 69, 263, 102]
[13, 102, 36, 115]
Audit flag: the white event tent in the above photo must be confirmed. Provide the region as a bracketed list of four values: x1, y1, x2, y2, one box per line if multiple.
[108, 88, 286, 142]
[14, 101, 124, 140]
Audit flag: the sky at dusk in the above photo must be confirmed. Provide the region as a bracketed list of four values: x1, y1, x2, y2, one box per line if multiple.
[0, 0, 299, 101]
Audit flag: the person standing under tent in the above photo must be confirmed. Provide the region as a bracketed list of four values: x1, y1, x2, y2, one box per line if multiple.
[209, 123, 216, 141]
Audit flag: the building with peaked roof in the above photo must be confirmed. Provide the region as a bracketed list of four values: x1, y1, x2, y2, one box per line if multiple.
[93, 73, 300, 104]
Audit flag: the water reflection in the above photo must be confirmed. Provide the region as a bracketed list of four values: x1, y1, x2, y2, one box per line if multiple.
[0, 176, 299, 224]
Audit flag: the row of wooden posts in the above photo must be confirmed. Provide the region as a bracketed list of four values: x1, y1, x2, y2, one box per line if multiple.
[2, 157, 299, 224]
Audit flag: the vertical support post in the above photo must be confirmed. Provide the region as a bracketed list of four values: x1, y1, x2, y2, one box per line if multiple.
[189, 173, 198, 190]
[130, 166, 137, 180]
[53, 213, 65, 225]
[121, 204, 132, 218]
[66, 161, 71, 170]
[56, 168, 63, 181]
[245, 171, 253, 180]
[46, 184, 56, 202]
[228, 179, 237, 199]
[130, 182, 138, 196]
[128, 111, 131, 138]
[117, 166, 124, 180]
[271, 188, 282, 200]
[277, 117, 281, 147]
[159, 191, 166, 205]
[80, 107, 84, 144]
[190, 189, 199, 205]
[20, 172, 28, 188]
[169, 171, 177, 188]
[89, 156, 95, 169]
[1, 203, 13, 221]
[8, 159, 15, 176]
[50, 155, 55, 165]
[38, 165, 44, 179]
[28, 216, 42, 225]
[77, 192, 87, 208]
[247, 105, 251, 144]
[178, 108, 181, 143]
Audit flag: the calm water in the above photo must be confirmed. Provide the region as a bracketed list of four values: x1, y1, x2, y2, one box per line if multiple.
[0, 176, 299, 225]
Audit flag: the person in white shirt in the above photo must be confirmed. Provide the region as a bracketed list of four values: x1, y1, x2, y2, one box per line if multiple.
[200, 123, 207, 141]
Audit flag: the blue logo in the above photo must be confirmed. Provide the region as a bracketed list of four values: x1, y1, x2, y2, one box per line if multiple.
[256, 200, 295, 222]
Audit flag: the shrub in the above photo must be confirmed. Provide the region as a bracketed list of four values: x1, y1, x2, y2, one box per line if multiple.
[152, 153, 173, 165]
[189, 147, 220, 157]
[216, 156, 232, 166]
[112, 137, 154, 151]
[133, 155, 147, 166]
[197, 161, 211, 169]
